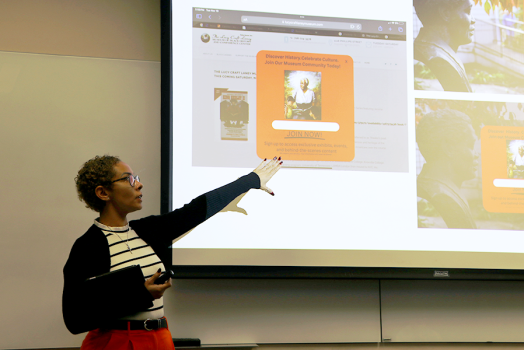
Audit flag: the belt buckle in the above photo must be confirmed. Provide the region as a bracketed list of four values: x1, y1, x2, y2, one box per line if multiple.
[144, 318, 159, 331]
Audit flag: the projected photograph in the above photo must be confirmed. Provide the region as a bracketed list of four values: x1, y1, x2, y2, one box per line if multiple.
[416, 98, 524, 229]
[218, 90, 249, 141]
[284, 70, 322, 120]
[413, 0, 524, 94]
[507, 139, 524, 178]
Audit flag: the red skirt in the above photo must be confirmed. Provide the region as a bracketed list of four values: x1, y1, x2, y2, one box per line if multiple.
[81, 321, 175, 350]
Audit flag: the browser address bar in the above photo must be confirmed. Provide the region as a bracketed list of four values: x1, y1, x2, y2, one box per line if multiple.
[240, 16, 362, 31]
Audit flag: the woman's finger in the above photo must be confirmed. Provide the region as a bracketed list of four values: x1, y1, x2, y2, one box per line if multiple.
[268, 160, 282, 173]
[261, 160, 282, 177]
[260, 157, 280, 171]
[160, 279, 172, 289]
[147, 269, 162, 284]
[254, 158, 268, 172]
[261, 185, 274, 196]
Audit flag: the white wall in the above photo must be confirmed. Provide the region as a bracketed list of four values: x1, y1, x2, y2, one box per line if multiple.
[0, 1, 160, 349]
[0, 50, 161, 350]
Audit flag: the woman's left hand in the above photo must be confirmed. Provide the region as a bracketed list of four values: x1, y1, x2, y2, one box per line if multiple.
[144, 269, 172, 299]
[253, 157, 282, 196]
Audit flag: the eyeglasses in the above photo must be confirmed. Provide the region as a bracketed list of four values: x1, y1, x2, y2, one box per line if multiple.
[111, 175, 140, 187]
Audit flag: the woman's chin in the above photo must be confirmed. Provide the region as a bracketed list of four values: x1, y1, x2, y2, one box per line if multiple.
[128, 204, 143, 213]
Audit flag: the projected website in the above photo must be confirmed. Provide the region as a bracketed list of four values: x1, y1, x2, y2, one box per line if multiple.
[173, 2, 524, 270]
[192, 8, 408, 172]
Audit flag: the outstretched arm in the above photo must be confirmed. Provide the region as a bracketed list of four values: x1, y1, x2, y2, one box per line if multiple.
[205, 157, 282, 219]
[131, 158, 283, 244]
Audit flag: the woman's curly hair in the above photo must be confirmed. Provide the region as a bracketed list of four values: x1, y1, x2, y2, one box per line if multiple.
[75, 155, 121, 212]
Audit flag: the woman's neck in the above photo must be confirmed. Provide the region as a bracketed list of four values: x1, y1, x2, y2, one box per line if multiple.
[98, 205, 128, 227]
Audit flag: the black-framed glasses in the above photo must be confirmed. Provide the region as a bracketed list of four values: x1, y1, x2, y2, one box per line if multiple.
[111, 175, 140, 187]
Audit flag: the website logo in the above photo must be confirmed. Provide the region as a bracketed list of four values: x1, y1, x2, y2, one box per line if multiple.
[201, 33, 210, 43]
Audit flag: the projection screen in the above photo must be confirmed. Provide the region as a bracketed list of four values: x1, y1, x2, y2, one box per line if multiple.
[167, 0, 524, 274]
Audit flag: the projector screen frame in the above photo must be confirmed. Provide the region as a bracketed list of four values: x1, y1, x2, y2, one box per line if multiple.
[160, 0, 524, 280]
[170, 265, 524, 281]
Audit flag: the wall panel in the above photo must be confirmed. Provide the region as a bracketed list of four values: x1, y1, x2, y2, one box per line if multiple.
[381, 280, 524, 342]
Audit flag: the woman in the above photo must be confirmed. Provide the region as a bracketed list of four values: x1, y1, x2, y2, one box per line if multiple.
[292, 78, 317, 120]
[63, 155, 282, 349]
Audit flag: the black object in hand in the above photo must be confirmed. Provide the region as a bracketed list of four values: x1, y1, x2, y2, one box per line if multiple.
[154, 269, 174, 284]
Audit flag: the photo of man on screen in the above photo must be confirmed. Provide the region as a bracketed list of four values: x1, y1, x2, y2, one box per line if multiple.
[416, 100, 524, 230]
[416, 109, 479, 229]
[413, 0, 475, 92]
[413, 0, 524, 94]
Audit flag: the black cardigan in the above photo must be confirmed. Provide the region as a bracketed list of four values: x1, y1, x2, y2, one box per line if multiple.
[63, 173, 260, 334]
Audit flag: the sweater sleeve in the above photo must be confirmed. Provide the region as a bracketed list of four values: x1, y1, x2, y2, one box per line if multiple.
[131, 172, 260, 245]
[204, 172, 260, 220]
[62, 228, 154, 334]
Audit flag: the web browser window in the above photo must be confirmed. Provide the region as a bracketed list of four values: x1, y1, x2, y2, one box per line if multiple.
[192, 8, 408, 172]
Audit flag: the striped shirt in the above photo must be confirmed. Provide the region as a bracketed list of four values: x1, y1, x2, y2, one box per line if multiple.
[94, 220, 165, 320]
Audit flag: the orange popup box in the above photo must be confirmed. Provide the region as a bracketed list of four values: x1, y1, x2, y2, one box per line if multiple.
[256, 51, 354, 162]
[481, 126, 524, 213]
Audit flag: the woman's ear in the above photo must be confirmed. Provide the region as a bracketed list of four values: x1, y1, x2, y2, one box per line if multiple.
[95, 186, 111, 202]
